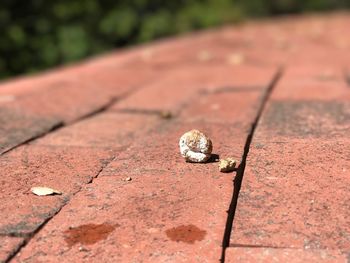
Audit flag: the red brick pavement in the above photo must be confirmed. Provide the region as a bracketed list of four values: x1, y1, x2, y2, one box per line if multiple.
[0, 12, 350, 262]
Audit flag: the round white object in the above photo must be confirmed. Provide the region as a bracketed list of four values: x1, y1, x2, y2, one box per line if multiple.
[179, 129, 212, 163]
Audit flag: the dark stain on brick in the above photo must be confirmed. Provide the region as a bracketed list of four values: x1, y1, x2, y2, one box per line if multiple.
[165, 224, 206, 244]
[0, 221, 39, 236]
[262, 101, 350, 137]
[0, 205, 63, 236]
[0, 107, 60, 154]
[64, 223, 115, 247]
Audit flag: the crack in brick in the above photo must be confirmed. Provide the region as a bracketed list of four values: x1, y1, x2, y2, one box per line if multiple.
[220, 68, 284, 263]
[3, 203, 68, 262]
[0, 69, 155, 157]
[213, 86, 264, 93]
[344, 69, 350, 87]
[0, 120, 64, 156]
[0, 97, 118, 157]
[113, 108, 165, 115]
[113, 108, 177, 120]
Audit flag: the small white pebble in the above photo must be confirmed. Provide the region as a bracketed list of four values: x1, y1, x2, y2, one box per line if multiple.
[179, 129, 212, 163]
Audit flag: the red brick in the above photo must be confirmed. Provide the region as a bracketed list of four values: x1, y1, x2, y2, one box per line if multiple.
[122, 30, 239, 68]
[74, 67, 157, 99]
[12, 81, 111, 121]
[35, 112, 159, 148]
[226, 248, 347, 263]
[272, 81, 350, 101]
[112, 65, 277, 112]
[0, 61, 156, 154]
[271, 67, 349, 101]
[228, 16, 350, 253]
[231, 140, 350, 251]
[0, 145, 113, 236]
[230, 84, 350, 252]
[286, 46, 345, 67]
[0, 108, 59, 154]
[0, 68, 155, 122]
[280, 66, 345, 82]
[228, 14, 350, 67]
[0, 69, 66, 97]
[179, 90, 263, 126]
[0, 236, 24, 262]
[255, 100, 350, 141]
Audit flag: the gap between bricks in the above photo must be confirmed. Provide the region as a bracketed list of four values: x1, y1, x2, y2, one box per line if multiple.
[220, 67, 284, 263]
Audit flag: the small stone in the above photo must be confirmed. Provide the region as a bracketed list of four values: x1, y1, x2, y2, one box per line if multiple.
[125, 177, 132, 181]
[219, 158, 237, 172]
[179, 130, 212, 163]
[160, 110, 173, 119]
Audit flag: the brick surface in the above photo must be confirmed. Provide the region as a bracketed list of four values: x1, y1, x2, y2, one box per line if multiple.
[226, 15, 350, 261]
[255, 100, 350, 141]
[0, 65, 155, 155]
[179, 90, 263, 126]
[12, 123, 241, 262]
[271, 67, 349, 101]
[13, 83, 269, 262]
[0, 108, 59, 154]
[231, 140, 350, 250]
[230, 62, 350, 260]
[122, 31, 247, 69]
[0, 145, 112, 236]
[0, 113, 158, 237]
[112, 65, 276, 113]
[35, 112, 159, 148]
[225, 248, 348, 263]
[1, 12, 350, 262]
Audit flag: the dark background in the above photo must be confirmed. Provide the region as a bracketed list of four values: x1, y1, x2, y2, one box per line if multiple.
[1, 0, 349, 79]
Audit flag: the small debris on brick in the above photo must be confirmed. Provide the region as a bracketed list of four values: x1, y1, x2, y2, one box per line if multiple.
[197, 50, 212, 62]
[160, 110, 173, 119]
[179, 129, 212, 163]
[218, 158, 237, 172]
[78, 246, 89, 252]
[227, 53, 245, 65]
[31, 186, 62, 196]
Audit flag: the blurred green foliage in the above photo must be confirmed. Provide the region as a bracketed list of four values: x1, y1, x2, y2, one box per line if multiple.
[0, 0, 349, 79]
